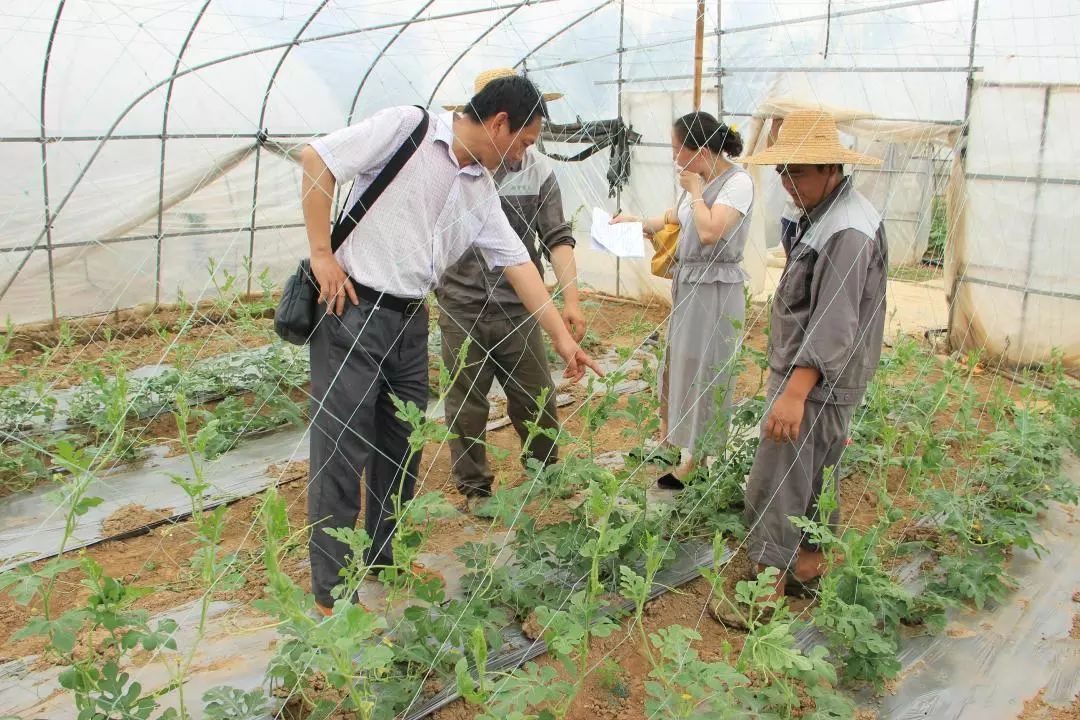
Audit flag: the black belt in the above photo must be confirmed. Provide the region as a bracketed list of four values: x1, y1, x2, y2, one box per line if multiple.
[352, 281, 425, 315]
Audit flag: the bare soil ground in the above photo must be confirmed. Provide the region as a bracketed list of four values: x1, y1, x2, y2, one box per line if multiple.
[0, 291, 1058, 720]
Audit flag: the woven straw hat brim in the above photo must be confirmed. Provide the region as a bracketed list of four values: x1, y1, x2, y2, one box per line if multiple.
[442, 91, 562, 113]
[741, 109, 881, 166]
[742, 143, 881, 166]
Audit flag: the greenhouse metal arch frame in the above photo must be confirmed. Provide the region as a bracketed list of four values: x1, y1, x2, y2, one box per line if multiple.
[1, 0, 642, 314]
[1, 0, 983, 323]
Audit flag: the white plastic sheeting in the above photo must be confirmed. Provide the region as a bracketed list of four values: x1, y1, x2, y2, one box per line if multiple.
[0, 0, 631, 325]
[947, 82, 1080, 368]
[0, 0, 1078, 371]
[739, 73, 961, 272]
[565, 72, 967, 312]
[557, 89, 726, 304]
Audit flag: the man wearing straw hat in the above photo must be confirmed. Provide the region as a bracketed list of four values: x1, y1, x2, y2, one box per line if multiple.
[718, 110, 888, 620]
[436, 69, 585, 513]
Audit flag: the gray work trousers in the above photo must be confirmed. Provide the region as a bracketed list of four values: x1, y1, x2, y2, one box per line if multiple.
[307, 298, 428, 608]
[744, 382, 856, 571]
[438, 308, 559, 497]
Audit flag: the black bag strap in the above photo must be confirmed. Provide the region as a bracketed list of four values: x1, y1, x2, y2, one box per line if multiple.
[330, 106, 429, 253]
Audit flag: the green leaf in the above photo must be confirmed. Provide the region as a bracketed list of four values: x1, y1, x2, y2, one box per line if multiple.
[72, 495, 104, 516]
[0, 564, 45, 605]
[742, 621, 811, 675]
[202, 686, 271, 720]
[455, 657, 485, 705]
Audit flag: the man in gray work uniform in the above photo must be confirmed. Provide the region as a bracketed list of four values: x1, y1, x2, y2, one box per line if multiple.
[436, 69, 586, 509]
[734, 110, 888, 606]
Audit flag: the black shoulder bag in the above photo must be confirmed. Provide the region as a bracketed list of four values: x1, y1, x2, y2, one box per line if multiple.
[274, 108, 430, 345]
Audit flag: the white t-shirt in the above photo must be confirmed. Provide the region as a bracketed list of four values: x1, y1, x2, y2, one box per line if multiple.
[710, 171, 754, 214]
[677, 170, 754, 226]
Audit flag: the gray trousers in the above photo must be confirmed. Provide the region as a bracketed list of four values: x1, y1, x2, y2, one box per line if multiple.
[744, 382, 856, 572]
[438, 308, 559, 497]
[308, 299, 428, 608]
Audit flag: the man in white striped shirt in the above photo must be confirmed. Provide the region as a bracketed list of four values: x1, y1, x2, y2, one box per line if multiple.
[299, 76, 601, 615]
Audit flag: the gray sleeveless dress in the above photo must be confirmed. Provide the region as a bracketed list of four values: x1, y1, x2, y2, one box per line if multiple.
[660, 165, 754, 456]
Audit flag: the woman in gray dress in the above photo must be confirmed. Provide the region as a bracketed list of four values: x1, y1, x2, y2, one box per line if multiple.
[614, 112, 754, 489]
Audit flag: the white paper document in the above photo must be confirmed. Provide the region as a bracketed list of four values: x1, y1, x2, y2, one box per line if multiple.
[590, 207, 645, 258]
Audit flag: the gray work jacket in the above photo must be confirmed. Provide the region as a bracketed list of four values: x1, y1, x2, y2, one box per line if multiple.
[769, 178, 888, 406]
[436, 151, 575, 318]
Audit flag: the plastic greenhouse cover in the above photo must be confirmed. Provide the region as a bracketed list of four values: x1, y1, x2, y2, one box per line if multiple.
[949, 82, 1080, 367]
[4, 0, 1079, 325]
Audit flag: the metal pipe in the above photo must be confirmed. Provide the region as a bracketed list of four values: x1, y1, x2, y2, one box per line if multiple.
[977, 80, 1080, 89]
[824, 0, 833, 59]
[427, 3, 531, 108]
[962, 0, 981, 123]
[965, 173, 1080, 186]
[955, 275, 1079, 303]
[597, 68, 979, 87]
[0, 224, 308, 254]
[348, 0, 435, 125]
[857, 166, 950, 176]
[641, 142, 949, 164]
[725, 110, 964, 125]
[1017, 86, 1053, 352]
[513, 1, 614, 70]
[615, 0, 625, 298]
[720, 0, 945, 36]
[527, 37, 690, 74]
[39, 1, 66, 322]
[609, 107, 962, 126]
[0, 132, 318, 142]
[339, 1, 436, 221]
[1, 0, 555, 302]
[710, 65, 979, 74]
[527, 0, 947, 73]
[715, 0, 723, 117]
[947, 0, 980, 349]
[595, 73, 699, 86]
[249, 0, 333, 294]
[156, 0, 212, 306]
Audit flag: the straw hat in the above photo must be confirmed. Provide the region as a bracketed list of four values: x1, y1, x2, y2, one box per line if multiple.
[442, 68, 563, 112]
[741, 110, 881, 166]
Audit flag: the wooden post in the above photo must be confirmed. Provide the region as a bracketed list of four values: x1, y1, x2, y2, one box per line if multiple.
[693, 0, 705, 111]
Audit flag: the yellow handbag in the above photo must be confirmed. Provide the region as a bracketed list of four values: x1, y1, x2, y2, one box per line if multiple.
[650, 223, 680, 279]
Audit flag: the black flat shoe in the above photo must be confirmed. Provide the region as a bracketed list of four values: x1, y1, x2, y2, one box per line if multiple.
[627, 446, 681, 467]
[657, 472, 685, 490]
